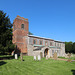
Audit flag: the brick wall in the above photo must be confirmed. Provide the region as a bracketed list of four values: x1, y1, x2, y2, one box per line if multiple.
[12, 15, 29, 54]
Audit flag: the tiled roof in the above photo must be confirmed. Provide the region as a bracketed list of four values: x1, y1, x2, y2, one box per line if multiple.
[28, 35, 65, 43]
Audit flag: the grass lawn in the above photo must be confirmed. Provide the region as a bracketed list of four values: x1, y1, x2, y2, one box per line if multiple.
[0, 56, 75, 75]
[58, 56, 75, 60]
[58, 56, 68, 59]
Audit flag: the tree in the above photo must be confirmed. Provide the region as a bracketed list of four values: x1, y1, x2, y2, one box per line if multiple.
[0, 10, 15, 54]
[72, 42, 75, 53]
[29, 31, 33, 35]
[65, 42, 73, 53]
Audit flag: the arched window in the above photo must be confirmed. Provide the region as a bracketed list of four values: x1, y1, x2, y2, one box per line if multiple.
[45, 41, 47, 46]
[40, 40, 42, 45]
[50, 42, 53, 46]
[21, 24, 24, 29]
[33, 40, 36, 44]
[55, 42, 56, 46]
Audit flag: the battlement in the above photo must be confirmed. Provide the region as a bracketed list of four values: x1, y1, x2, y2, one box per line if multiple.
[14, 15, 28, 22]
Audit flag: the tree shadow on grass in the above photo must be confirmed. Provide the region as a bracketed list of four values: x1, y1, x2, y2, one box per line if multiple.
[0, 61, 7, 66]
[0, 56, 14, 60]
[71, 70, 75, 75]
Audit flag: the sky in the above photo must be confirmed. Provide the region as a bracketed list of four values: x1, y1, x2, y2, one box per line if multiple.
[0, 0, 75, 42]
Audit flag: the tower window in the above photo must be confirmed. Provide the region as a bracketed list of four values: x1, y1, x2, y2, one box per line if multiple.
[21, 24, 24, 29]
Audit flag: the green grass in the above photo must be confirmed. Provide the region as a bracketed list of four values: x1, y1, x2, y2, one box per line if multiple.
[0, 56, 75, 75]
[58, 56, 68, 59]
[58, 56, 75, 60]
[71, 57, 75, 60]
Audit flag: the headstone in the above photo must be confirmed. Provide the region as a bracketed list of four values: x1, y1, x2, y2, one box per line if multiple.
[11, 51, 14, 56]
[38, 55, 41, 61]
[68, 53, 71, 58]
[15, 54, 18, 59]
[67, 53, 71, 62]
[34, 56, 36, 60]
[53, 52, 57, 60]
[20, 53, 23, 61]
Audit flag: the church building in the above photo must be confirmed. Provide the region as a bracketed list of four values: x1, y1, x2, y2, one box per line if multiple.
[12, 15, 65, 57]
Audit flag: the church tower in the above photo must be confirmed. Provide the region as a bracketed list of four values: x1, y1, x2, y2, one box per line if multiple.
[12, 15, 29, 54]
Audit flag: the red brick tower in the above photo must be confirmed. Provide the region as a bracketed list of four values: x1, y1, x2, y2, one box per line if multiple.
[12, 15, 29, 54]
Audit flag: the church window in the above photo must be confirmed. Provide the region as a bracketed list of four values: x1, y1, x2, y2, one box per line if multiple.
[21, 24, 24, 29]
[33, 40, 36, 44]
[45, 41, 47, 46]
[50, 42, 53, 46]
[40, 40, 42, 45]
[55, 42, 56, 46]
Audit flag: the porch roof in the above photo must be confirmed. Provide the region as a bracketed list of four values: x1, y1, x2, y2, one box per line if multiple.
[33, 44, 61, 51]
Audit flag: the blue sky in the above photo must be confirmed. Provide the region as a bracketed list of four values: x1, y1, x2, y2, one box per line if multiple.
[0, 0, 75, 42]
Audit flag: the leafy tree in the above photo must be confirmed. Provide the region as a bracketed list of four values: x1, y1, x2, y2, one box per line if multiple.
[0, 10, 15, 54]
[72, 42, 75, 53]
[65, 42, 73, 53]
[29, 31, 33, 35]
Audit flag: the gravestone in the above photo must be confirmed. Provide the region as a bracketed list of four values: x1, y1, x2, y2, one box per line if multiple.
[11, 50, 15, 56]
[53, 52, 57, 60]
[68, 53, 71, 58]
[67, 53, 71, 62]
[34, 56, 36, 60]
[20, 53, 23, 61]
[38, 55, 41, 61]
[15, 54, 18, 59]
